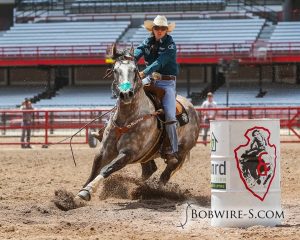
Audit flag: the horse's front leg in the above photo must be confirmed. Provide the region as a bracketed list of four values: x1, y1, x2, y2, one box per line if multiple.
[76, 151, 132, 202]
[82, 152, 104, 189]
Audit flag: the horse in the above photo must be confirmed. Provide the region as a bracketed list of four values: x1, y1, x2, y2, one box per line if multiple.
[74, 44, 201, 204]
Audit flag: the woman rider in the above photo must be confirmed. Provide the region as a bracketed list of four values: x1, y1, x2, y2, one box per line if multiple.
[134, 15, 179, 159]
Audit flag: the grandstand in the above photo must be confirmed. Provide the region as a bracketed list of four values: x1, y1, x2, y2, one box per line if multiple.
[213, 82, 300, 106]
[0, 0, 299, 109]
[34, 85, 115, 108]
[0, 21, 130, 55]
[0, 86, 45, 109]
[268, 21, 300, 52]
[128, 18, 265, 55]
[15, 0, 227, 16]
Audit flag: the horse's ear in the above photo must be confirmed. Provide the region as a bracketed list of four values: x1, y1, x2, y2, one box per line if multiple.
[112, 43, 117, 59]
[130, 43, 134, 56]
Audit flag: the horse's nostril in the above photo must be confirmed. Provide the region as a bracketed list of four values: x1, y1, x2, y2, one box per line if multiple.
[119, 92, 125, 99]
[128, 91, 134, 98]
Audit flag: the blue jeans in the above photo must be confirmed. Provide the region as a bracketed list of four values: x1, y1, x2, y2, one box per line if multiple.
[21, 121, 31, 145]
[154, 79, 178, 153]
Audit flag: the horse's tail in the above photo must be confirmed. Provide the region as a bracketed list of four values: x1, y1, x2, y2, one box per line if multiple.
[195, 108, 201, 130]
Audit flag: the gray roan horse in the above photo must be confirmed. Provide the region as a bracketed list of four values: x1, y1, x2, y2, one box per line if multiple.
[75, 44, 200, 204]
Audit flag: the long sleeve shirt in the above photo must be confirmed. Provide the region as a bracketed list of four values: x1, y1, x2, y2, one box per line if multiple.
[134, 34, 178, 76]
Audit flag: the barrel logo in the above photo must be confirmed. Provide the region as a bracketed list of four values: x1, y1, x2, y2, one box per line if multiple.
[210, 132, 218, 152]
[234, 127, 277, 201]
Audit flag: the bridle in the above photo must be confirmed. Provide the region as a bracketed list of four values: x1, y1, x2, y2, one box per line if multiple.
[103, 50, 162, 141]
[104, 52, 142, 98]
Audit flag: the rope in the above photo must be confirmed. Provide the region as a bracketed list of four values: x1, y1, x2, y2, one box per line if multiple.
[45, 106, 116, 167]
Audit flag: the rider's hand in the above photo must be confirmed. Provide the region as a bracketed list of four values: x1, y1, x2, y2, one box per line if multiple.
[139, 71, 145, 78]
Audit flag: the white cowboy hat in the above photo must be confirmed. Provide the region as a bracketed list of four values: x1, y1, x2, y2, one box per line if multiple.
[144, 15, 176, 32]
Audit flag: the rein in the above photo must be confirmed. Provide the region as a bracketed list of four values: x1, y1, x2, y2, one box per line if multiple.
[108, 54, 161, 140]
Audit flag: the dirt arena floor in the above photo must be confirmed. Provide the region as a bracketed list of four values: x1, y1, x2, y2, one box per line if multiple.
[0, 143, 299, 240]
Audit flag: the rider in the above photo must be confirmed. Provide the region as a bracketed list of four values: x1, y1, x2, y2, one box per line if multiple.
[134, 15, 179, 158]
[246, 130, 267, 157]
[241, 130, 268, 184]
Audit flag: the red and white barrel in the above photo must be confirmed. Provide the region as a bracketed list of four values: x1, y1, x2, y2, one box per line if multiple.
[210, 119, 282, 227]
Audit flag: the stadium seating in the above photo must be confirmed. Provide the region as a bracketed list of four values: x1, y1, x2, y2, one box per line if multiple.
[34, 86, 116, 108]
[32, 83, 206, 108]
[128, 19, 265, 53]
[268, 22, 300, 51]
[31, 82, 300, 108]
[0, 21, 130, 55]
[69, 0, 226, 14]
[213, 82, 300, 106]
[0, 18, 266, 56]
[0, 86, 44, 108]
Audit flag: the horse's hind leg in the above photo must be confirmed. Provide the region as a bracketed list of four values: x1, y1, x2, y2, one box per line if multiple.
[159, 151, 187, 185]
[141, 160, 157, 181]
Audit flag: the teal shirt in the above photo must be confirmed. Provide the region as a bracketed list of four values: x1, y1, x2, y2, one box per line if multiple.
[134, 34, 178, 76]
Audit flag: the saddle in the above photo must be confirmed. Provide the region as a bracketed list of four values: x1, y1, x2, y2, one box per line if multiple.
[143, 83, 189, 128]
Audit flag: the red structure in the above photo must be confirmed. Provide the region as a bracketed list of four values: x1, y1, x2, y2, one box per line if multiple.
[1, 41, 300, 67]
[0, 107, 299, 146]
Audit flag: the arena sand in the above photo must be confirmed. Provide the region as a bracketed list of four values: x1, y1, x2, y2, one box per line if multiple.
[0, 144, 299, 240]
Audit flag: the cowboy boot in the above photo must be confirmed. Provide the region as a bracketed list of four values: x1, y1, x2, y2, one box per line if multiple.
[164, 152, 179, 164]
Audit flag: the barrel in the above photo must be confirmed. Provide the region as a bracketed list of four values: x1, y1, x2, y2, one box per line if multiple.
[210, 119, 282, 227]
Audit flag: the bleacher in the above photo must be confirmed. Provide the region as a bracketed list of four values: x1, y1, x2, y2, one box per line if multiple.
[34, 86, 116, 108]
[3, 1, 299, 109]
[0, 21, 130, 56]
[213, 83, 300, 106]
[268, 22, 300, 52]
[0, 86, 45, 109]
[33, 83, 205, 108]
[21, 82, 300, 108]
[128, 19, 265, 54]
[69, 0, 226, 14]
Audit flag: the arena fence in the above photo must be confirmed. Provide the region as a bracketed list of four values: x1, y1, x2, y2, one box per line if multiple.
[1, 41, 300, 66]
[0, 106, 299, 147]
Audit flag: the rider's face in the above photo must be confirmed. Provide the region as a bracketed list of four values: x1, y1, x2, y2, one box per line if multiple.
[153, 26, 167, 41]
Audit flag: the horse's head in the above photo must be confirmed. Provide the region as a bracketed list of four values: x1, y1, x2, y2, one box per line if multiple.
[108, 44, 142, 105]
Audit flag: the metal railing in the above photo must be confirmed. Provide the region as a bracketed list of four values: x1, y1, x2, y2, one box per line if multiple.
[0, 106, 299, 146]
[1, 41, 300, 64]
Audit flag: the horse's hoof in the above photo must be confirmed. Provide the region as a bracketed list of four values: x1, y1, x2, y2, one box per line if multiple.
[74, 195, 87, 208]
[77, 189, 91, 201]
